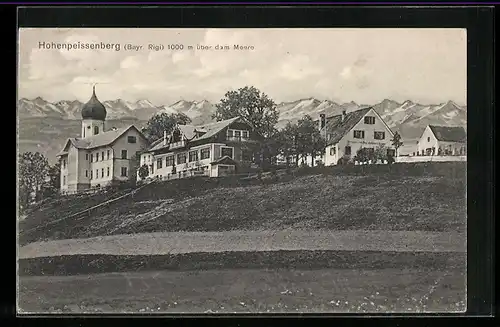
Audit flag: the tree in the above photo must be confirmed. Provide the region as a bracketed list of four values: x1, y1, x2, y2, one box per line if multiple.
[142, 112, 191, 143]
[41, 162, 61, 198]
[374, 144, 388, 162]
[391, 131, 404, 157]
[276, 122, 300, 167]
[18, 152, 50, 205]
[213, 86, 279, 138]
[296, 115, 326, 167]
[138, 164, 149, 180]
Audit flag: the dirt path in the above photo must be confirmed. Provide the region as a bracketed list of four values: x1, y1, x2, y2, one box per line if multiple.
[18, 230, 466, 259]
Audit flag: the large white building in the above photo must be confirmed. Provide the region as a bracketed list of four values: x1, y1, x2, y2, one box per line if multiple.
[56, 87, 149, 194]
[320, 107, 396, 165]
[137, 117, 262, 181]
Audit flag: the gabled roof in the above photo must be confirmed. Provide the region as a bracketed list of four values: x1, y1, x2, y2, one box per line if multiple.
[211, 155, 238, 165]
[148, 117, 242, 152]
[428, 125, 467, 143]
[56, 125, 146, 156]
[321, 107, 372, 145]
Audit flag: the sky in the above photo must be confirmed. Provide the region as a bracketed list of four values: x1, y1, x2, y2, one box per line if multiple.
[18, 28, 467, 106]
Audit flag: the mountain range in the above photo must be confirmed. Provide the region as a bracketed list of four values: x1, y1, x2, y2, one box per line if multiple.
[18, 96, 466, 163]
[18, 96, 467, 130]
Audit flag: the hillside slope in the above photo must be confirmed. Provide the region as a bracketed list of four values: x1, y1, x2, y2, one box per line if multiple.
[19, 162, 466, 245]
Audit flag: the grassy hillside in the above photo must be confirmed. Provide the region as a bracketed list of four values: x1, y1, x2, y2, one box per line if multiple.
[19, 162, 466, 245]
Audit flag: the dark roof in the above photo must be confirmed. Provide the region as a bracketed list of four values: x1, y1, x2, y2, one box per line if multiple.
[211, 156, 237, 165]
[57, 125, 145, 156]
[149, 117, 241, 152]
[81, 86, 107, 120]
[428, 125, 467, 142]
[321, 107, 372, 145]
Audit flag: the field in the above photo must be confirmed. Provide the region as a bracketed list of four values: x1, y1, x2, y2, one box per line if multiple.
[17, 162, 467, 314]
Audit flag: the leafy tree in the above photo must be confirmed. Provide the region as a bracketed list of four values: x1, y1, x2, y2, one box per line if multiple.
[276, 123, 300, 167]
[256, 128, 282, 170]
[374, 144, 388, 162]
[213, 86, 279, 138]
[18, 152, 50, 205]
[391, 131, 404, 157]
[138, 164, 149, 180]
[142, 112, 191, 143]
[41, 162, 61, 198]
[354, 148, 377, 164]
[296, 115, 326, 167]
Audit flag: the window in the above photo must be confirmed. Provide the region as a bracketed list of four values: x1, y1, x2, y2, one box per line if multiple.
[90, 170, 93, 179]
[374, 131, 385, 140]
[63, 176, 66, 185]
[107, 150, 110, 160]
[107, 167, 110, 177]
[121, 167, 128, 177]
[353, 130, 365, 139]
[242, 131, 249, 138]
[201, 148, 211, 160]
[90, 154, 94, 162]
[121, 150, 128, 159]
[221, 147, 233, 159]
[94, 126, 99, 135]
[62, 159, 66, 169]
[330, 147, 336, 156]
[157, 158, 163, 169]
[95, 152, 99, 162]
[86, 153, 89, 160]
[427, 137, 431, 142]
[101, 168, 104, 178]
[102, 151, 104, 161]
[189, 150, 199, 162]
[227, 130, 234, 137]
[177, 153, 186, 164]
[234, 130, 241, 138]
[85, 170, 88, 177]
[96, 169, 99, 179]
[364, 116, 375, 124]
[345, 146, 352, 155]
[242, 149, 252, 161]
[127, 136, 137, 143]
[387, 149, 396, 157]
[166, 156, 175, 166]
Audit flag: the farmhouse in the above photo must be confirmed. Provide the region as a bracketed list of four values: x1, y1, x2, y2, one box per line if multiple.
[416, 125, 467, 156]
[137, 116, 261, 181]
[56, 87, 149, 194]
[320, 107, 396, 165]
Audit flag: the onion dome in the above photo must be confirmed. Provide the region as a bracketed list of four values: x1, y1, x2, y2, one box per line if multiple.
[81, 86, 107, 120]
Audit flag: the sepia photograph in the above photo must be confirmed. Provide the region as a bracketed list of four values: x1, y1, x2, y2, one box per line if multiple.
[17, 27, 467, 314]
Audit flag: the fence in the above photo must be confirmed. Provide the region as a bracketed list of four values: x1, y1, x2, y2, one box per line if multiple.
[395, 155, 467, 163]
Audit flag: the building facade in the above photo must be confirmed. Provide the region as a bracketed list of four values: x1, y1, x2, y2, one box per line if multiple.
[56, 87, 149, 194]
[416, 125, 467, 156]
[137, 117, 261, 181]
[320, 107, 396, 165]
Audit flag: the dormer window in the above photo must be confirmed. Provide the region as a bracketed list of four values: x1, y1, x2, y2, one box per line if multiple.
[172, 129, 181, 142]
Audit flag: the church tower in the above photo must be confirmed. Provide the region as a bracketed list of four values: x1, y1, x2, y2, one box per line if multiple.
[81, 86, 107, 138]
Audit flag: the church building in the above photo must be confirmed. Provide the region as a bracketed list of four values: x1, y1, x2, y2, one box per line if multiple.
[56, 87, 149, 194]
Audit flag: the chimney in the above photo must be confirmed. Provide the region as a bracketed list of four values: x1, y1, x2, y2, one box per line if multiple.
[163, 130, 167, 145]
[342, 110, 346, 122]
